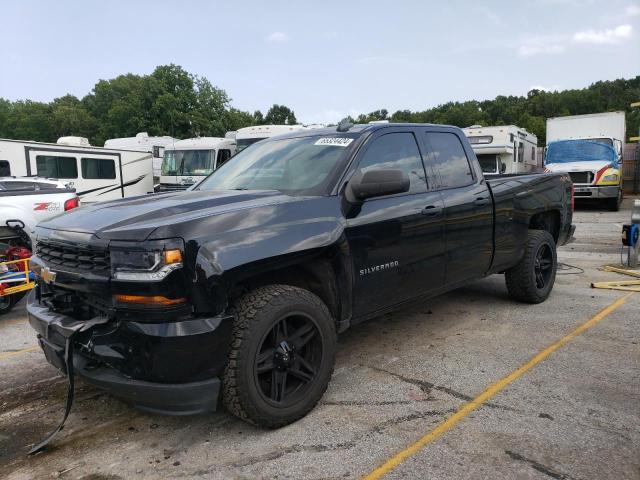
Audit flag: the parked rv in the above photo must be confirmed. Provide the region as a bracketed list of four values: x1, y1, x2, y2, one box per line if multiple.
[235, 125, 307, 153]
[545, 112, 625, 211]
[463, 125, 539, 175]
[104, 132, 178, 181]
[158, 137, 236, 191]
[0, 137, 154, 203]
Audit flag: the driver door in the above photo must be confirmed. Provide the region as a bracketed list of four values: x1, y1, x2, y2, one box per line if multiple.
[344, 129, 446, 318]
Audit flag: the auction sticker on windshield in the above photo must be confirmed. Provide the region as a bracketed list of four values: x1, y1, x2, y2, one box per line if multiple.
[314, 138, 354, 147]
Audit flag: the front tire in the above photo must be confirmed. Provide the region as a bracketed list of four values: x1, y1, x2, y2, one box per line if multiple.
[606, 191, 622, 212]
[222, 285, 336, 428]
[505, 230, 557, 304]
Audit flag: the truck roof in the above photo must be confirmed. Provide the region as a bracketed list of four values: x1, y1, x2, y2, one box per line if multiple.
[259, 123, 463, 142]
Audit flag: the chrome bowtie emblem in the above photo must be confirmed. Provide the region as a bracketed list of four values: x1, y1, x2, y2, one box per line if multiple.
[41, 266, 57, 284]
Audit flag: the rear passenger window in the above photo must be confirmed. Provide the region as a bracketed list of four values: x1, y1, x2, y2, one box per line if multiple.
[81, 158, 116, 179]
[0, 160, 10, 176]
[425, 133, 473, 189]
[36, 156, 78, 179]
[357, 133, 427, 194]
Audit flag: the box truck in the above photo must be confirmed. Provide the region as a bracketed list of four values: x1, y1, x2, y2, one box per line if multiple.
[545, 112, 625, 211]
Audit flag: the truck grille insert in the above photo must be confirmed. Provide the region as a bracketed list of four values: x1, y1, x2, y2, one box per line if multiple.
[36, 241, 111, 274]
[568, 171, 592, 184]
[158, 183, 191, 191]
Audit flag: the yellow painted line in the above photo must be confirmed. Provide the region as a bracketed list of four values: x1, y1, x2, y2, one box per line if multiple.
[363, 292, 634, 480]
[0, 345, 39, 361]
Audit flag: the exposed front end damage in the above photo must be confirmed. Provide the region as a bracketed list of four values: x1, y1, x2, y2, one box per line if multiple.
[26, 247, 233, 453]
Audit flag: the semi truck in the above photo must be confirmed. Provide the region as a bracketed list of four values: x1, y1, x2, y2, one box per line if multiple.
[545, 112, 625, 211]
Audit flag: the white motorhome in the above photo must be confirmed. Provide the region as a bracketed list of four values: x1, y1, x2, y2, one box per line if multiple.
[104, 132, 177, 180]
[235, 125, 307, 153]
[158, 137, 236, 191]
[463, 125, 538, 175]
[0, 137, 154, 203]
[545, 112, 625, 210]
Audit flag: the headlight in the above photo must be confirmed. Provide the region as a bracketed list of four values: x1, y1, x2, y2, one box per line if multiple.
[110, 239, 184, 281]
[602, 174, 619, 182]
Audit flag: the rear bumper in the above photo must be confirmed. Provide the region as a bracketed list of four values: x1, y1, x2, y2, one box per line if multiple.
[27, 292, 232, 415]
[573, 185, 620, 199]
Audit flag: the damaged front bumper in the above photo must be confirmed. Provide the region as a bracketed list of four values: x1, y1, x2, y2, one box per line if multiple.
[27, 292, 234, 416]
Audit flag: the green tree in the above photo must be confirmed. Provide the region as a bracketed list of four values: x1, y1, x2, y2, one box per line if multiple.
[264, 104, 297, 125]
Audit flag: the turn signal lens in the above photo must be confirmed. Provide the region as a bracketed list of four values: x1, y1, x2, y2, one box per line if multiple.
[64, 197, 80, 211]
[164, 249, 183, 264]
[114, 294, 186, 306]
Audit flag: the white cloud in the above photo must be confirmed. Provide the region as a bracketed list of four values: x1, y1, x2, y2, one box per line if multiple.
[572, 24, 633, 44]
[518, 35, 567, 56]
[626, 4, 640, 16]
[518, 24, 633, 56]
[266, 32, 289, 43]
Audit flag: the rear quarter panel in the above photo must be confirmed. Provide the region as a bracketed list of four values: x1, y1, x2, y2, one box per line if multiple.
[487, 173, 572, 273]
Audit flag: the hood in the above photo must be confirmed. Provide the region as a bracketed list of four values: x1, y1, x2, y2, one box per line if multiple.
[37, 190, 296, 241]
[545, 160, 614, 173]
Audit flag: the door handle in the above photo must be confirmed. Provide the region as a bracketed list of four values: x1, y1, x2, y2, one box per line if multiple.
[421, 205, 443, 217]
[474, 197, 490, 206]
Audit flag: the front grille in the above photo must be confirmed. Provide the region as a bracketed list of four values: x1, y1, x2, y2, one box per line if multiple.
[36, 241, 111, 274]
[568, 171, 593, 184]
[158, 183, 191, 191]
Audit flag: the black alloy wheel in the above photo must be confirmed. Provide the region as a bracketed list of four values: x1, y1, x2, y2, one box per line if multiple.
[223, 284, 336, 427]
[534, 243, 554, 290]
[254, 313, 322, 406]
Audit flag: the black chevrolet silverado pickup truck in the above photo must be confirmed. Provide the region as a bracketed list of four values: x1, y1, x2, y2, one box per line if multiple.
[27, 122, 574, 445]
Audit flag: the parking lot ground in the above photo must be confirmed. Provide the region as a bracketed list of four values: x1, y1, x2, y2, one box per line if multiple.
[1, 198, 639, 480]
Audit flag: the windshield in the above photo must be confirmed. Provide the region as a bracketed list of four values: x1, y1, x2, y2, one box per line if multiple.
[477, 154, 500, 174]
[162, 149, 215, 176]
[588, 137, 613, 146]
[546, 140, 618, 165]
[196, 135, 356, 195]
[236, 137, 266, 153]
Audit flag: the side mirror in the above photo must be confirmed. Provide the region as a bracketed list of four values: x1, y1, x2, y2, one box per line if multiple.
[350, 169, 410, 200]
[500, 162, 506, 174]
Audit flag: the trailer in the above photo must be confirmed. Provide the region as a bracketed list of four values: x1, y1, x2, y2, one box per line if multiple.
[463, 125, 538, 175]
[0, 137, 154, 203]
[104, 132, 178, 181]
[235, 125, 307, 153]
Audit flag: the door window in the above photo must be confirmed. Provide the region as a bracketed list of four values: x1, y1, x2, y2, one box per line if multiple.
[357, 132, 427, 194]
[425, 132, 473, 189]
[0, 160, 10, 176]
[216, 149, 231, 168]
[81, 158, 116, 179]
[36, 156, 78, 179]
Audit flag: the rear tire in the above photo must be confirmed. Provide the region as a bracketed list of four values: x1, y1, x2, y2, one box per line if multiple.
[505, 230, 557, 304]
[222, 285, 336, 428]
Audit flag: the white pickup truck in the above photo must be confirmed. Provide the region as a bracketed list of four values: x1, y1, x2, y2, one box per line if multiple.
[0, 177, 79, 247]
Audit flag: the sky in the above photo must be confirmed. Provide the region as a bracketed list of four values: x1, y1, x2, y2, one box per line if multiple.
[1, 0, 639, 124]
